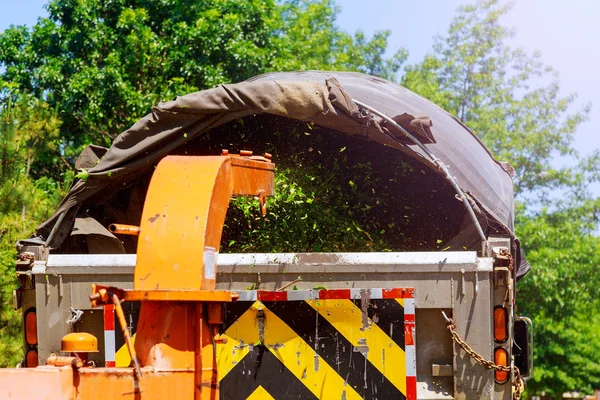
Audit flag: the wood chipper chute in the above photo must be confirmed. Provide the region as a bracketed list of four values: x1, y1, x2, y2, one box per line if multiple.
[0, 151, 275, 399]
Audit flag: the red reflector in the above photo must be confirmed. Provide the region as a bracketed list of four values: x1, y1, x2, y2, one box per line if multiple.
[257, 291, 287, 302]
[317, 289, 350, 299]
[494, 306, 508, 343]
[25, 311, 37, 346]
[26, 350, 38, 368]
[494, 347, 509, 383]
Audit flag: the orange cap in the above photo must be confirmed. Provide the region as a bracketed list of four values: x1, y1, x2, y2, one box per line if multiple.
[61, 332, 99, 353]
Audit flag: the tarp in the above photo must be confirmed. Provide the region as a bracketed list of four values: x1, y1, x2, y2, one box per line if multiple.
[33, 71, 526, 275]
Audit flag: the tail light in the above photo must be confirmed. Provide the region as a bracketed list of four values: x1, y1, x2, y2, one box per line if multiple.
[494, 347, 509, 383]
[24, 309, 38, 367]
[25, 350, 38, 368]
[493, 306, 508, 343]
[25, 310, 37, 346]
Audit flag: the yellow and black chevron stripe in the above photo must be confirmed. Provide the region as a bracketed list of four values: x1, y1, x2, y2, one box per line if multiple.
[218, 296, 410, 400]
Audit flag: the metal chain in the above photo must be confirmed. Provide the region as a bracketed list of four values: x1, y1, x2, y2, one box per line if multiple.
[442, 311, 524, 399]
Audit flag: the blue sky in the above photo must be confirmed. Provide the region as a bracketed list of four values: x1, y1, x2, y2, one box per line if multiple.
[1, 0, 598, 161]
[337, 0, 600, 163]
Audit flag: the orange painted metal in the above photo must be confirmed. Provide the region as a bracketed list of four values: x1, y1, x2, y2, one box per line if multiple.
[124, 290, 238, 302]
[89, 285, 109, 308]
[61, 332, 98, 353]
[135, 301, 196, 371]
[0, 153, 275, 400]
[75, 367, 194, 399]
[196, 304, 219, 400]
[207, 304, 223, 325]
[108, 223, 141, 236]
[0, 366, 75, 399]
[134, 155, 274, 291]
[229, 155, 275, 197]
[200, 304, 224, 399]
[90, 284, 239, 303]
[0, 366, 194, 399]
[132, 154, 273, 400]
[46, 355, 84, 369]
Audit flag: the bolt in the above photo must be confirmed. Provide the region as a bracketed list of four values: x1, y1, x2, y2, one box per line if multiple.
[221, 149, 229, 156]
[214, 334, 228, 344]
[264, 152, 272, 160]
[240, 150, 253, 156]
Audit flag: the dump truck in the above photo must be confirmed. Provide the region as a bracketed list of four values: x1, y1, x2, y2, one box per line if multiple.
[3, 71, 532, 399]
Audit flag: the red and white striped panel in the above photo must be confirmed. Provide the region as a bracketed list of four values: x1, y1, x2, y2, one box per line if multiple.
[403, 290, 417, 400]
[236, 287, 415, 301]
[103, 304, 116, 367]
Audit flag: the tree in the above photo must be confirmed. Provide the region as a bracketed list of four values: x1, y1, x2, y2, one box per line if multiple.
[402, 0, 600, 396]
[273, 1, 407, 78]
[402, 0, 592, 198]
[0, 88, 70, 366]
[0, 0, 406, 159]
[516, 202, 600, 397]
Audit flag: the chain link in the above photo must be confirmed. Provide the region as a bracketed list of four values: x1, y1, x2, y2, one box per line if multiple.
[442, 311, 524, 400]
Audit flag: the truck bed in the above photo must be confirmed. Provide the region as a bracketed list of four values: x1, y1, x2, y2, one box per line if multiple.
[27, 251, 502, 399]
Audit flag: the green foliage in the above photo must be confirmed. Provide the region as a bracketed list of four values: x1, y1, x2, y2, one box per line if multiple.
[402, 0, 600, 396]
[0, 0, 404, 160]
[402, 0, 592, 198]
[273, 0, 407, 79]
[225, 166, 392, 253]
[197, 116, 465, 254]
[517, 202, 600, 397]
[0, 92, 71, 366]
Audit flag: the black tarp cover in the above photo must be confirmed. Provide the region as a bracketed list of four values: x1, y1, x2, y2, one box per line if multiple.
[35, 71, 522, 272]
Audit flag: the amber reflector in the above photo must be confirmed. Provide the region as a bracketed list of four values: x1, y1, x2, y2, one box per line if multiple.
[494, 347, 509, 383]
[61, 332, 99, 353]
[494, 306, 508, 343]
[26, 350, 38, 368]
[25, 311, 37, 346]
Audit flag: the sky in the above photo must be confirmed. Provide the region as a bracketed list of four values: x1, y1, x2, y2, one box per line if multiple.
[1, 0, 599, 162]
[336, 0, 600, 163]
